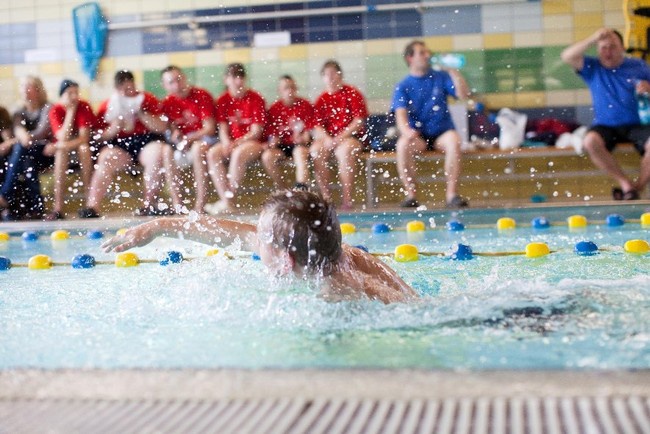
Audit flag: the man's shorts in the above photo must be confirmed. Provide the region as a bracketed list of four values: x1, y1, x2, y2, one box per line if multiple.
[422, 129, 455, 151]
[589, 124, 650, 155]
[105, 133, 166, 161]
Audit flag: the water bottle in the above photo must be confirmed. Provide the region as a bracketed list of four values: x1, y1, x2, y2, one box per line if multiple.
[430, 53, 466, 69]
[638, 93, 650, 125]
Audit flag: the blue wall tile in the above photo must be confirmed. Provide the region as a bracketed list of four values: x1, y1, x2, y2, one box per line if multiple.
[308, 30, 335, 43]
[422, 5, 481, 36]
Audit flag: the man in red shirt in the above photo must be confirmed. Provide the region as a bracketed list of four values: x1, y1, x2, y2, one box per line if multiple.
[46, 79, 96, 220]
[79, 70, 181, 218]
[311, 60, 368, 210]
[205, 63, 266, 214]
[160, 65, 217, 213]
[262, 75, 314, 190]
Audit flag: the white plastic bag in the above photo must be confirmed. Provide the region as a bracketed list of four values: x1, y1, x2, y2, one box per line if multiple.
[104, 92, 145, 132]
[556, 126, 587, 155]
[496, 108, 527, 150]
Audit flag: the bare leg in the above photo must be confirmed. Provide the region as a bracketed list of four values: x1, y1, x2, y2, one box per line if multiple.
[52, 148, 70, 213]
[396, 134, 427, 200]
[228, 140, 264, 199]
[310, 138, 333, 201]
[334, 137, 362, 208]
[583, 131, 635, 192]
[77, 143, 93, 199]
[160, 144, 183, 210]
[207, 143, 233, 204]
[191, 140, 211, 212]
[86, 146, 132, 210]
[262, 147, 288, 189]
[138, 141, 166, 208]
[292, 145, 310, 185]
[634, 139, 650, 193]
[435, 130, 463, 202]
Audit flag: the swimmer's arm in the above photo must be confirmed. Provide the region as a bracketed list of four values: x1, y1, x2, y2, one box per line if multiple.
[102, 216, 257, 253]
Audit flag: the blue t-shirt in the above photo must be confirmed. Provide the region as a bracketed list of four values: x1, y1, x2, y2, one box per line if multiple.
[391, 69, 457, 137]
[578, 56, 650, 126]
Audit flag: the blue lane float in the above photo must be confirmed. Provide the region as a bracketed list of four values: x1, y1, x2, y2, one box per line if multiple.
[0, 256, 11, 271]
[574, 241, 599, 256]
[251, 252, 261, 261]
[446, 220, 465, 232]
[71, 254, 96, 269]
[160, 250, 184, 266]
[449, 244, 473, 260]
[372, 223, 391, 234]
[87, 230, 104, 240]
[606, 214, 625, 227]
[22, 231, 39, 242]
[531, 216, 550, 229]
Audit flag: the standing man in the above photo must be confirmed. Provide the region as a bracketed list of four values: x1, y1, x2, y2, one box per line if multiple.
[46, 79, 96, 220]
[311, 60, 368, 210]
[160, 65, 217, 213]
[262, 75, 314, 191]
[561, 28, 650, 200]
[391, 40, 470, 208]
[205, 63, 267, 214]
[79, 70, 181, 218]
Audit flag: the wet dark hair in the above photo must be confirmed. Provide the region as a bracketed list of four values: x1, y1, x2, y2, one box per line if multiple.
[225, 63, 246, 78]
[320, 60, 342, 75]
[114, 70, 134, 87]
[404, 40, 426, 63]
[261, 190, 342, 275]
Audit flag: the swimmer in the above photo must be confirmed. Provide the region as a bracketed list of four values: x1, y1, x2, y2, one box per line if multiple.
[102, 190, 417, 304]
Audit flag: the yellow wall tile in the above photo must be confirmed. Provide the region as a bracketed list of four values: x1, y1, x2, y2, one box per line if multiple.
[195, 50, 222, 66]
[546, 90, 577, 106]
[251, 47, 279, 62]
[573, 13, 604, 29]
[543, 30, 573, 46]
[223, 48, 251, 64]
[484, 33, 513, 49]
[575, 89, 593, 105]
[573, 0, 605, 13]
[604, 0, 623, 10]
[453, 34, 483, 50]
[35, 5, 63, 20]
[484, 93, 515, 108]
[543, 14, 573, 30]
[168, 52, 197, 68]
[543, 1, 572, 15]
[336, 41, 364, 57]
[39, 62, 64, 76]
[10, 7, 36, 22]
[307, 42, 337, 58]
[514, 91, 545, 108]
[574, 29, 598, 41]
[603, 12, 625, 29]
[365, 40, 393, 55]
[423, 36, 454, 52]
[279, 44, 308, 60]
[0, 66, 14, 79]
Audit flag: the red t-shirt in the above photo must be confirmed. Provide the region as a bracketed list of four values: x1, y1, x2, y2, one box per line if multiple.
[161, 87, 215, 135]
[96, 92, 161, 138]
[215, 89, 266, 140]
[265, 97, 315, 146]
[314, 84, 368, 136]
[49, 100, 96, 141]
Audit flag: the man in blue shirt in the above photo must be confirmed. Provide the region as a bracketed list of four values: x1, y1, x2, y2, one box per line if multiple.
[391, 40, 470, 208]
[562, 28, 650, 200]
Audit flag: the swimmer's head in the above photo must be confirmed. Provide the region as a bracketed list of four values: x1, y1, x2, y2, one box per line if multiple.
[258, 190, 342, 276]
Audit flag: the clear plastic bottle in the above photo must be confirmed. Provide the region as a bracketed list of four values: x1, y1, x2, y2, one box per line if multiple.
[638, 93, 650, 125]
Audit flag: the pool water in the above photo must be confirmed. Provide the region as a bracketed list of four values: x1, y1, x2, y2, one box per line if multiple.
[1, 204, 649, 370]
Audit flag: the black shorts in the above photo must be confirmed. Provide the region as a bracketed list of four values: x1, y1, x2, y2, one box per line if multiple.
[100, 133, 167, 161]
[589, 124, 650, 155]
[422, 129, 454, 151]
[277, 143, 309, 159]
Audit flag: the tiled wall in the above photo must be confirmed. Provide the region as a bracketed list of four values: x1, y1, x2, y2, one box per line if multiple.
[0, 0, 626, 116]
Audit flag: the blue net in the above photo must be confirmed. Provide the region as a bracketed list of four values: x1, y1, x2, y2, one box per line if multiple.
[72, 2, 107, 80]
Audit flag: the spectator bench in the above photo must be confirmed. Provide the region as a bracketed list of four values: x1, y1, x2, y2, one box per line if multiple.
[362, 144, 640, 208]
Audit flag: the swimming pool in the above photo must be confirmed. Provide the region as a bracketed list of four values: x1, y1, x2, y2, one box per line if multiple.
[1, 203, 649, 371]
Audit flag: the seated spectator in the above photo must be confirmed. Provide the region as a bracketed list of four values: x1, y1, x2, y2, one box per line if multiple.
[0, 105, 15, 186]
[205, 63, 267, 214]
[45, 79, 96, 220]
[311, 60, 368, 210]
[561, 28, 650, 200]
[160, 65, 217, 213]
[79, 70, 181, 218]
[262, 75, 314, 191]
[0, 76, 54, 220]
[392, 40, 470, 209]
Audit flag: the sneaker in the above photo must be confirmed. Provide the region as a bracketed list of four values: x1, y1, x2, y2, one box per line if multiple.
[204, 200, 231, 215]
[446, 196, 469, 208]
[400, 197, 420, 208]
[78, 207, 100, 218]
